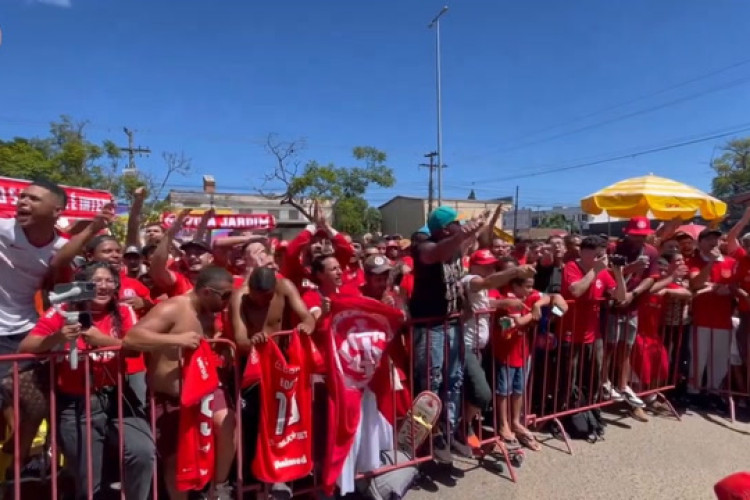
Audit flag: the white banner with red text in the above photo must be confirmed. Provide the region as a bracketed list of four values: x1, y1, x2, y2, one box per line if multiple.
[160, 212, 276, 231]
[0, 176, 114, 219]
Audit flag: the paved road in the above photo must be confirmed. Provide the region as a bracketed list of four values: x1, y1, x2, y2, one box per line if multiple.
[410, 407, 750, 500]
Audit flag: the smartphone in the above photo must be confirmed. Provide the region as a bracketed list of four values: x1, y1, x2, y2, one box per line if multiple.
[78, 311, 93, 330]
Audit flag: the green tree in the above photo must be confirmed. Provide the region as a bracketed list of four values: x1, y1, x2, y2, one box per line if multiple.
[539, 213, 569, 229]
[710, 137, 750, 226]
[259, 135, 394, 234]
[711, 138, 750, 199]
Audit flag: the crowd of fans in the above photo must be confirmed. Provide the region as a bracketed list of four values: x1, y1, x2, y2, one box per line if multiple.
[0, 179, 748, 499]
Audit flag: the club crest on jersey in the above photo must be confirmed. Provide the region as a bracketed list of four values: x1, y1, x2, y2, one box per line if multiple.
[330, 310, 392, 389]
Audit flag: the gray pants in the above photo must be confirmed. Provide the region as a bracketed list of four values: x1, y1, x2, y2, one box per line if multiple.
[58, 388, 154, 500]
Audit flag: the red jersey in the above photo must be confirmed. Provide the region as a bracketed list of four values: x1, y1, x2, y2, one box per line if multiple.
[29, 304, 137, 395]
[176, 340, 220, 492]
[688, 255, 736, 329]
[342, 264, 365, 287]
[319, 295, 404, 494]
[636, 284, 682, 339]
[118, 274, 151, 375]
[561, 261, 616, 343]
[245, 333, 313, 483]
[492, 290, 541, 367]
[734, 255, 750, 313]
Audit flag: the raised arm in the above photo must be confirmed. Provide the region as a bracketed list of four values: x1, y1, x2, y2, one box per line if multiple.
[149, 209, 190, 291]
[419, 217, 485, 265]
[47, 204, 114, 283]
[125, 187, 146, 248]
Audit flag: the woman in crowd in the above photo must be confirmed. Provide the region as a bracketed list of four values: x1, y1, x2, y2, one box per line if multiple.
[18, 262, 154, 500]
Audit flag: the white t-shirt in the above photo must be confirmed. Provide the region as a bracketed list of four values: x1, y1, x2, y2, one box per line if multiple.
[0, 218, 67, 336]
[461, 274, 492, 350]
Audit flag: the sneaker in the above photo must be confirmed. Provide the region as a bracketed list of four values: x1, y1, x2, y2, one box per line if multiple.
[3, 454, 51, 483]
[270, 482, 292, 500]
[620, 386, 645, 408]
[212, 481, 234, 500]
[630, 407, 649, 422]
[602, 381, 624, 402]
[432, 434, 453, 465]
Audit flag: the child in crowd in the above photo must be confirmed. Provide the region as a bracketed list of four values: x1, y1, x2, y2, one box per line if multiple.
[492, 275, 567, 451]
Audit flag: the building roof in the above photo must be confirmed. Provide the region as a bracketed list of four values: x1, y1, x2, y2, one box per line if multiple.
[378, 195, 513, 210]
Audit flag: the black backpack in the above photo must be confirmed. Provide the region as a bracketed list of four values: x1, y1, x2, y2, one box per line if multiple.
[554, 387, 606, 443]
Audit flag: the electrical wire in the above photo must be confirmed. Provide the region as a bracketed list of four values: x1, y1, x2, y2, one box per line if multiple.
[467, 122, 750, 184]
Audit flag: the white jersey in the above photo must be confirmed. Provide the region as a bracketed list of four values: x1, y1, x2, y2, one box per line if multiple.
[461, 274, 491, 350]
[0, 218, 67, 336]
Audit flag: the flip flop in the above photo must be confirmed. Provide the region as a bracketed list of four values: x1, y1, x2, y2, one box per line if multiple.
[517, 432, 541, 452]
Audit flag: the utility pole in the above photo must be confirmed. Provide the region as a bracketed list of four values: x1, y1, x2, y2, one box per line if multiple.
[512, 185, 519, 242]
[120, 127, 151, 175]
[420, 152, 438, 214]
[428, 5, 448, 205]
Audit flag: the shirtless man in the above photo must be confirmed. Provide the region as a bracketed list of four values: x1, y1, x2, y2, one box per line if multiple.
[230, 267, 315, 350]
[124, 267, 236, 500]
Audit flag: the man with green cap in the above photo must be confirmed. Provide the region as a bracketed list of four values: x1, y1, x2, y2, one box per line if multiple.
[409, 206, 486, 464]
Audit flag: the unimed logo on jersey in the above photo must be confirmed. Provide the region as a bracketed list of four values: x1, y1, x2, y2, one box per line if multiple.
[330, 309, 393, 389]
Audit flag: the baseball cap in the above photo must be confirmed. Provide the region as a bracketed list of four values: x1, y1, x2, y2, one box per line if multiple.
[181, 239, 212, 253]
[624, 216, 654, 236]
[123, 245, 140, 256]
[363, 254, 392, 274]
[470, 249, 498, 266]
[698, 228, 722, 240]
[427, 206, 461, 233]
[715, 472, 750, 500]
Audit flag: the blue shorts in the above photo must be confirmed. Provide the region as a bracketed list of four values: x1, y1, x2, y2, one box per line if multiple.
[496, 364, 525, 396]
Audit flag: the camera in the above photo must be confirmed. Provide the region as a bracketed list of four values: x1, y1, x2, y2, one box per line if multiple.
[610, 254, 627, 267]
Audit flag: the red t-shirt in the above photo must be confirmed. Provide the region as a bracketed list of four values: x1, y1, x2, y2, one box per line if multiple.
[342, 264, 364, 288]
[561, 261, 616, 344]
[119, 274, 152, 375]
[492, 290, 541, 367]
[637, 283, 682, 339]
[30, 304, 137, 395]
[688, 255, 736, 329]
[735, 255, 750, 313]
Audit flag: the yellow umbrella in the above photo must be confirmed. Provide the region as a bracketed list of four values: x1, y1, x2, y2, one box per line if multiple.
[580, 174, 727, 221]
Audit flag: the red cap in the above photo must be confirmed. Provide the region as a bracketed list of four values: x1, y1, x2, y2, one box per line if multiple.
[470, 249, 498, 266]
[624, 216, 654, 236]
[715, 472, 750, 500]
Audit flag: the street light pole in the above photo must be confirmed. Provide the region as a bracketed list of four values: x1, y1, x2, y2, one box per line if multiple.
[428, 5, 448, 206]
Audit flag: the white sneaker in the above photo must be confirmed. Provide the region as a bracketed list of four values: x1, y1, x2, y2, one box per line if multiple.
[620, 386, 645, 408]
[602, 381, 624, 402]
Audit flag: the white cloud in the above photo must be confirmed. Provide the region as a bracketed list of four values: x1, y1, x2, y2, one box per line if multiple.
[32, 0, 72, 7]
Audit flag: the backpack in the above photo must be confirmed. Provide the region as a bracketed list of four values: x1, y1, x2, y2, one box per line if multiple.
[554, 386, 606, 443]
[356, 451, 418, 500]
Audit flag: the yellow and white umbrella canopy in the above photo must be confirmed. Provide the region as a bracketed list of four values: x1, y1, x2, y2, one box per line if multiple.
[580, 174, 727, 221]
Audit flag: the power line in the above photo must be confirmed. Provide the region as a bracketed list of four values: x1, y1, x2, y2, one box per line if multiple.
[464, 57, 750, 159]
[468, 122, 750, 184]
[487, 75, 750, 156]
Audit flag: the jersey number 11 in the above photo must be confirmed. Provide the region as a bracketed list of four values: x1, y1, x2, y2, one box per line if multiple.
[275, 392, 300, 436]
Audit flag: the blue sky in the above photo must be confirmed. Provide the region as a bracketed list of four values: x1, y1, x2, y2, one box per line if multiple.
[1, 0, 750, 210]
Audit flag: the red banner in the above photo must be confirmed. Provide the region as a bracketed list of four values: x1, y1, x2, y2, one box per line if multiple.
[161, 212, 276, 230]
[0, 176, 114, 219]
